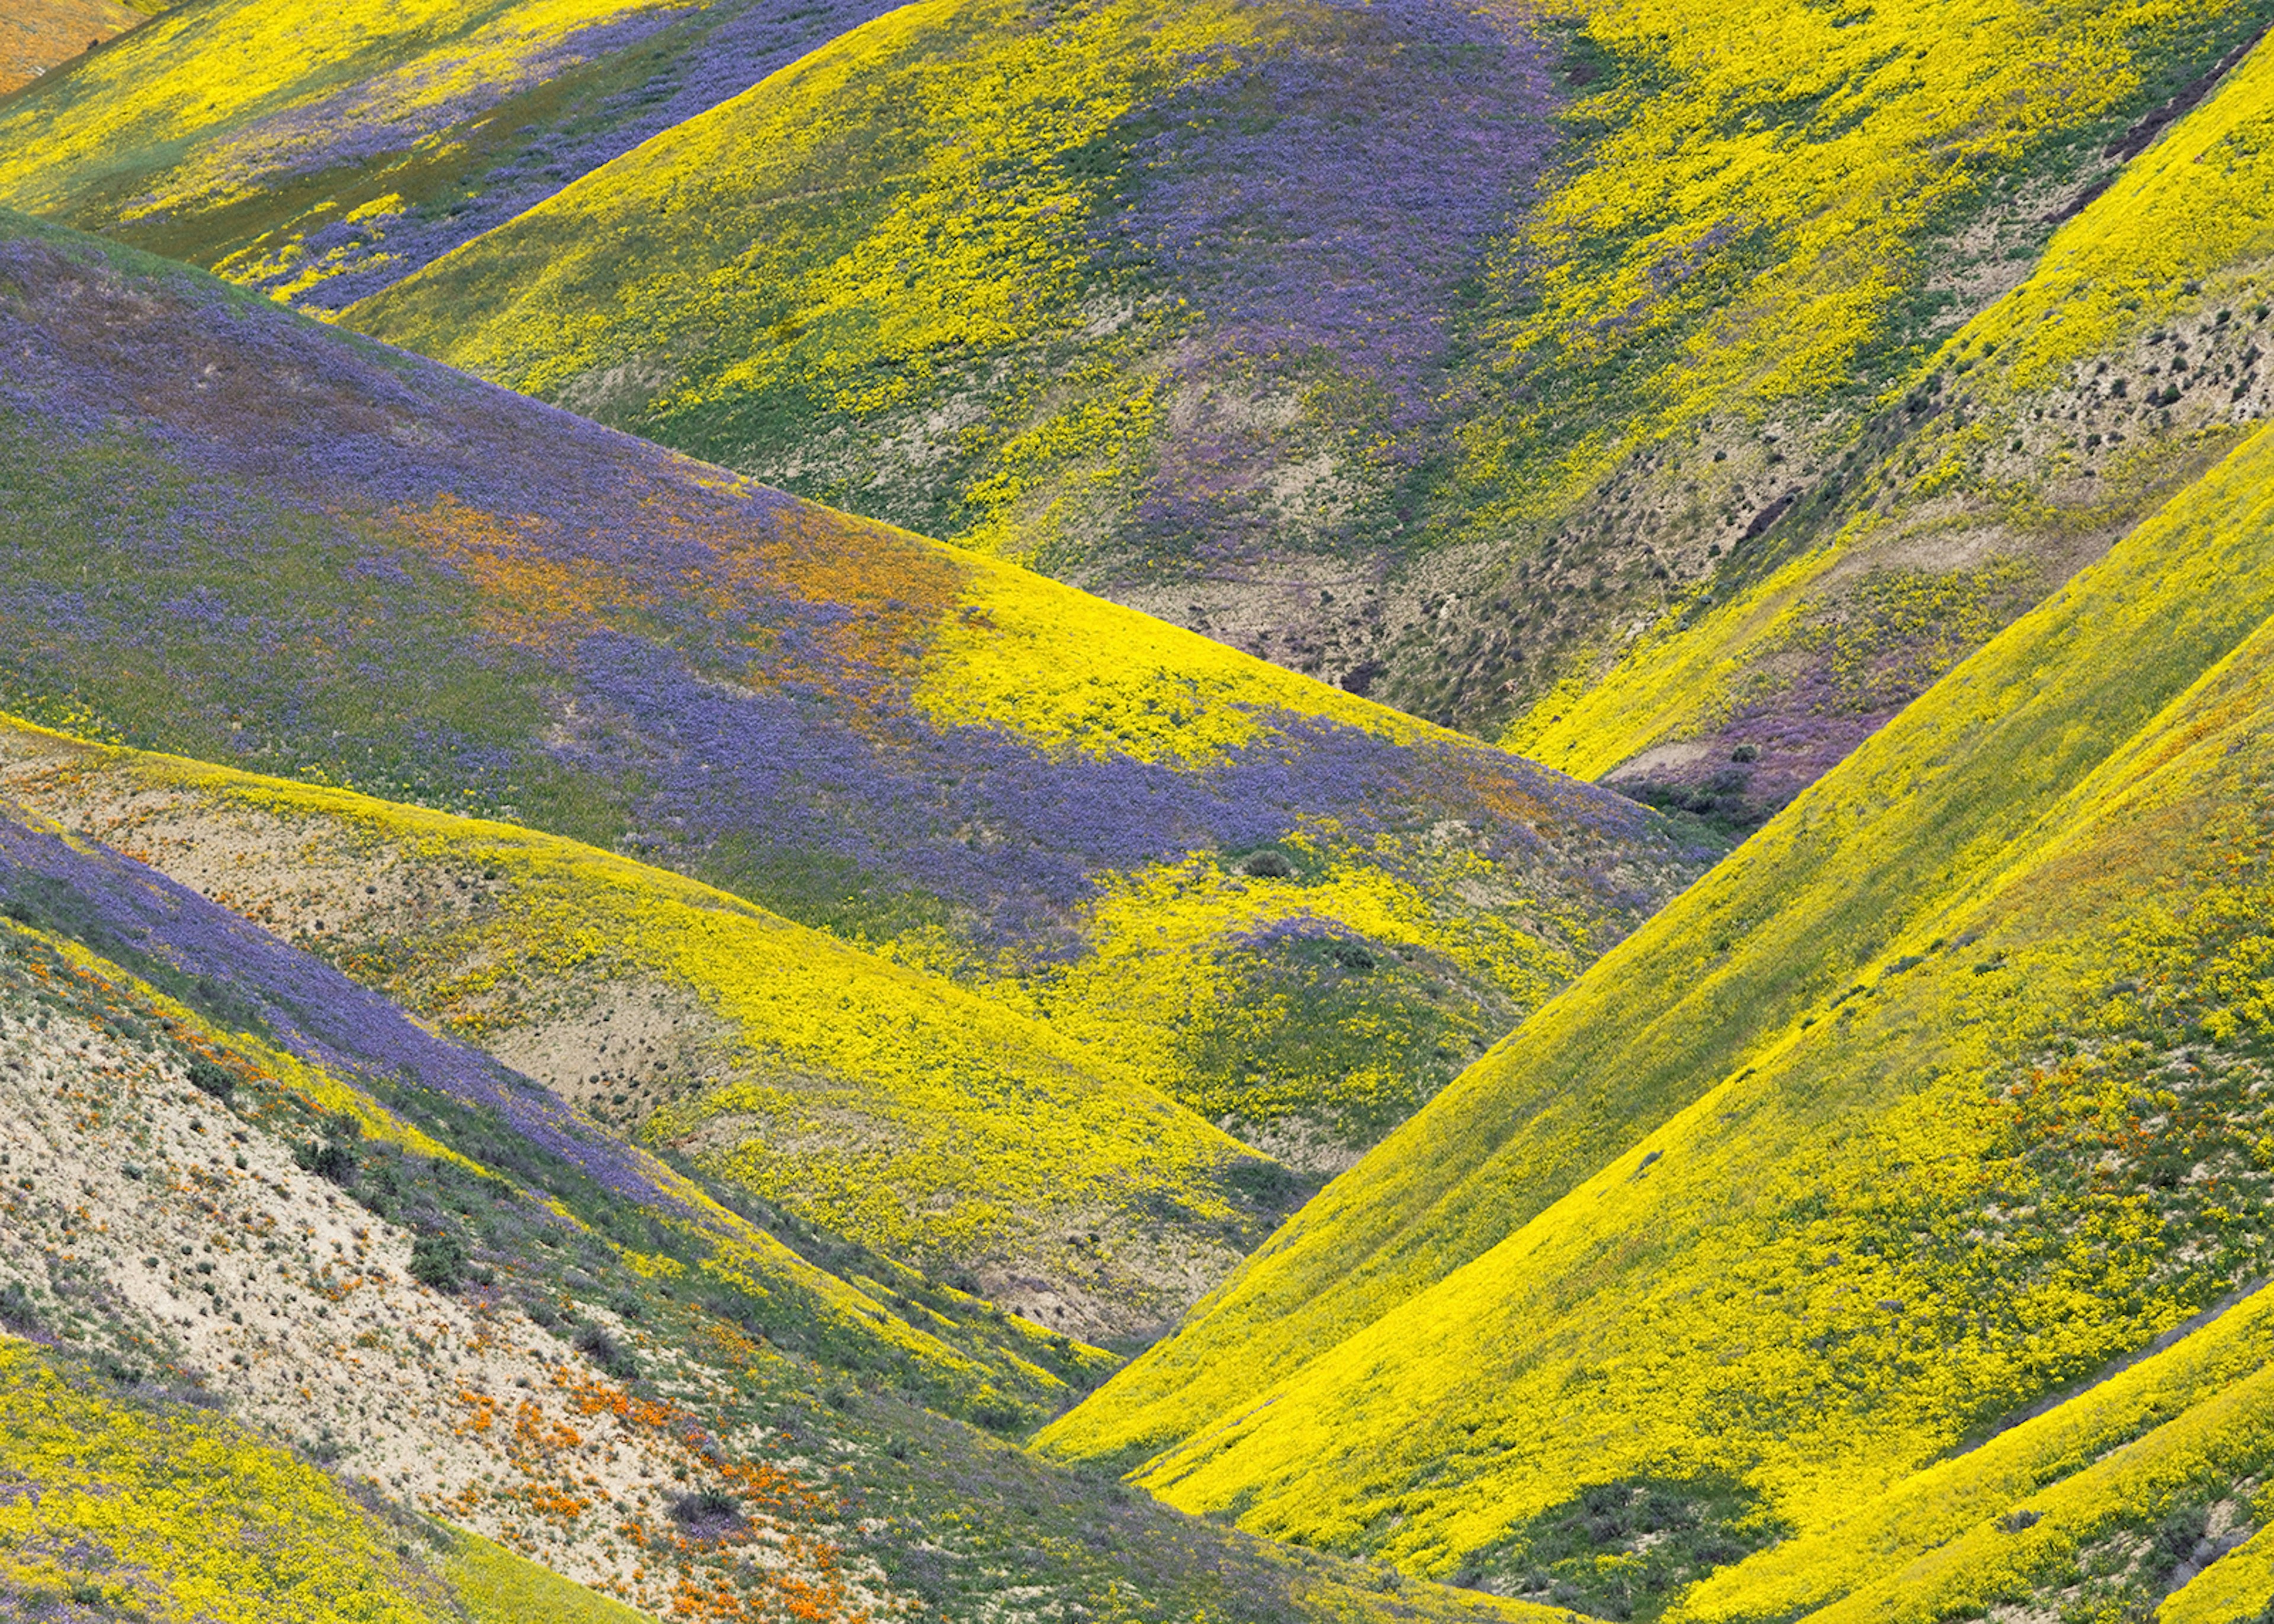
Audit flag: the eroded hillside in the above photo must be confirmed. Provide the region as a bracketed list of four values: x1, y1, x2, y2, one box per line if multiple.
[1508, 9, 2274, 829]
[0, 793, 1559, 1623]
[0, 716, 1294, 1343]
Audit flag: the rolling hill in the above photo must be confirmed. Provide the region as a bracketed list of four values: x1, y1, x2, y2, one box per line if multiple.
[0, 0, 910, 307]
[12, 0, 2270, 831]
[0, 206, 1708, 1178]
[0, 789, 1559, 1622]
[0, 713, 1295, 1344]
[1038, 260, 2274, 1619]
[314, 0, 2274, 786]
[15, 0, 2274, 1615]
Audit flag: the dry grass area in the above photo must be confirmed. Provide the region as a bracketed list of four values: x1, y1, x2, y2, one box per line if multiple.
[0, 0, 144, 94]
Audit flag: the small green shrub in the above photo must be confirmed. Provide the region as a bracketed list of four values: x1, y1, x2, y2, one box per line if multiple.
[407, 1233, 467, 1292]
[669, 1489, 744, 1539]
[572, 1321, 637, 1379]
[187, 1058, 236, 1102]
[293, 1139, 356, 1184]
[0, 1281, 37, 1332]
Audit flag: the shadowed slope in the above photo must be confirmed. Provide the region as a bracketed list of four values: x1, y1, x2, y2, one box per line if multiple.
[0, 796, 1573, 1622]
[0, 208, 1706, 1169]
[0, 715, 1293, 1341]
[1041, 345, 2274, 1608]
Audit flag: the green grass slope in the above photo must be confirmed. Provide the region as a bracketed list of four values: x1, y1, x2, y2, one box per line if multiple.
[0, 714, 1290, 1343]
[0, 207, 1707, 1176]
[1507, 13, 2274, 831]
[1038, 326, 2274, 1615]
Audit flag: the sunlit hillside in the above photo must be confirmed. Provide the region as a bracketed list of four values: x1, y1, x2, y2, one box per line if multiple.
[11, 0, 2267, 826]
[0, 0, 907, 304]
[1508, 8, 2274, 827]
[1, 1338, 653, 1624]
[0, 209, 1708, 1175]
[327, 0, 2274, 785]
[1041, 298, 2274, 1620]
[13, 0, 2274, 1615]
[0, 793, 1560, 1620]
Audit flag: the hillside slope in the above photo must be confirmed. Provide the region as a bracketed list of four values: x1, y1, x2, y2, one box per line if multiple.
[0, 790, 1565, 1623]
[1, 1338, 653, 1624]
[335, 0, 2274, 748]
[0, 208, 1707, 1172]
[1039, 314, 2274, 1614]
[12, 0, 2263, 796]
[1507, 11, 2274, 828]
[0, 0, 906, 307]
[0, 715, 1299, 1342]
[0, 0, 149, 95]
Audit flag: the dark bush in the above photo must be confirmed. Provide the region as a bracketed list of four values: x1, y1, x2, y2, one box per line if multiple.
[1327, 940, 1376, 972]
[2151, 1504, 2211, 1575]
[0, 1281, 37, 1332]
[573, 1321, 638, 1379]
[187, 1059, 236, 1102]
[1241, 850, 1295, 879]
[669, 1490, 745, 1539]
[971, 1401, 1029, 1435]
[294, 1139, 358, 1184]
[408, 1233, 467, 1291]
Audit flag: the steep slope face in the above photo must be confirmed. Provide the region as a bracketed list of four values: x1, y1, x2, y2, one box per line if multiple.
[0, 1340, 650, 1624]
[1508, 15, 2274, 829]
[0, 716, 1296, 1342]
[0, 0, 149, 95]
[0, 800, 1558, 1623]
[1375, 0, 2274, 738]
[0, 809, 919, 1617]
[0, 0, 907, 310]
[336, 0, 2272, 735]
[1040, 357, 2274, 1609]
[0, 211, 1707, 1169]
[1669, 1278, 2274, 1622]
